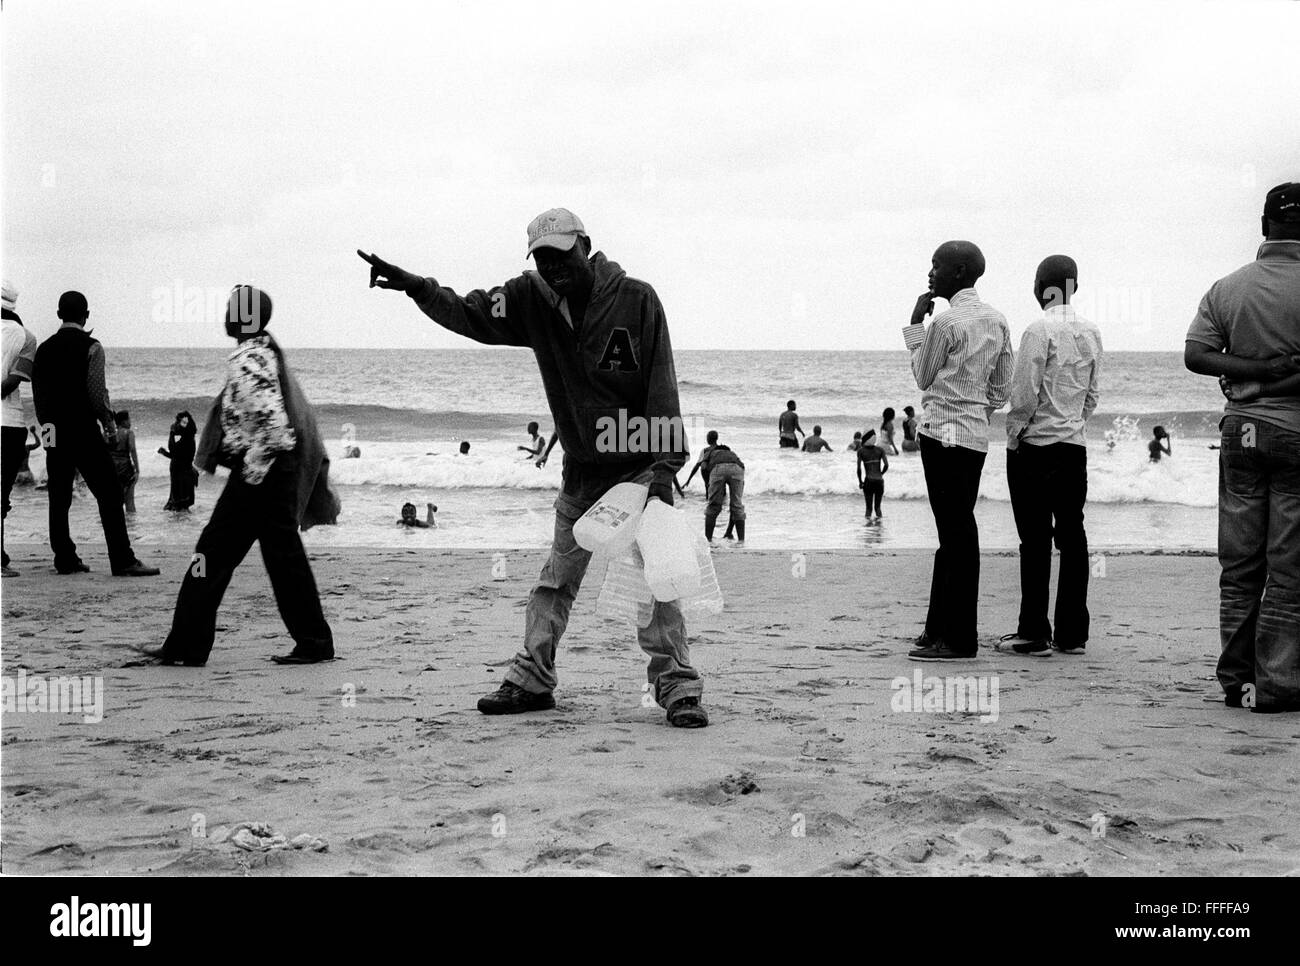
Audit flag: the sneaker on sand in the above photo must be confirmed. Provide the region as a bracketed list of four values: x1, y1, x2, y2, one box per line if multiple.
[907, 643, 976, 661]
[666, 696, 709, 728]
[476, 681, 556, 715]
[1052, 642, 1086, 655]
[1, 565, 18, 577]
[996, 633, 1052, 657]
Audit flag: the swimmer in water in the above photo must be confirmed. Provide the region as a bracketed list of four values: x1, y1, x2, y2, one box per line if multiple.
[518, 421, 545, 460]
[398, 501, 437, 528]
[1148, 426, 1172, 462]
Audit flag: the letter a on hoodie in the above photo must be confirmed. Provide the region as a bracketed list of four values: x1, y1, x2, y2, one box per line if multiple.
[597, 328, 638, 372]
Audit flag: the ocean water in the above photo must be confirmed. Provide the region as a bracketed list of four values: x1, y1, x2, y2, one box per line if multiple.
[3, 348, 1226, 552]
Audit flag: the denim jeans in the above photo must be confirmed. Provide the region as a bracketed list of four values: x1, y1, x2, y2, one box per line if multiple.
[1217, 415, 1300, 706]
[506, 463, 704, 707]
[1006, 442, 1090, 647]
[704, 463, 745, 525]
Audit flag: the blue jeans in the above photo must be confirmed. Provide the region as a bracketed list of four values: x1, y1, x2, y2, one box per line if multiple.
[1217, 415, 1300, 706]
[506, 464, 704, 707]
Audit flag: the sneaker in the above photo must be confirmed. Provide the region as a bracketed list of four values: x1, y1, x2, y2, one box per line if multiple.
[476, 681, 555, 715]
[1052, 642, 1086, 655]
[112, 560, 161, 577]
[271, 649, 335, 665]
[908, 643, 976, 662]
[667, 696, 709, 728]
[996, 633, 1052, 657]
[55, 559, 91, 575]
[1, 565, 17, 577]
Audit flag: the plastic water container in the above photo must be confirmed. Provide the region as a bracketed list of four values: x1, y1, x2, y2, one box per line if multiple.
[596, 535, 724, 628]
[636, 500, 701, 602]
[574, 482, 648, 555]
[595, 546, 656, 628]
[678, 534, 724, 621]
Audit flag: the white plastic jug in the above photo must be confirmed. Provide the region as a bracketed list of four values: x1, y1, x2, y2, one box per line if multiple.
[573, 482, 648, 555]
[595, 546, 656, 628]
[677, 533, 724, 620]
[636, 499, 701, 602]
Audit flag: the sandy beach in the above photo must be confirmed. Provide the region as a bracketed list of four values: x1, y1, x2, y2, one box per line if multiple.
[2, 541, 1297, 877]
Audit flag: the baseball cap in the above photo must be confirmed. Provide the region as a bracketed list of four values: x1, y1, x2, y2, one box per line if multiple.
[526, 208, 586, 257]
[1265, 183, 1300, 223]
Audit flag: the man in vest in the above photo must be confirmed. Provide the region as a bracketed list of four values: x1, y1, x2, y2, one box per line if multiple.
[31, 291, 158, 577]
[359, 208, 708, 727]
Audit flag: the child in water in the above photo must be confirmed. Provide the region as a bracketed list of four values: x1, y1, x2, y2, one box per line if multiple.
[518, 421, 545, 460]
[1148, 426, 1172, 462]
[398, 502, 437, 528]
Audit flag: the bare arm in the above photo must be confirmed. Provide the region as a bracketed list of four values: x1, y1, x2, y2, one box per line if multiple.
[1184, 341, 1300, 381]
[535, 432, 559, 467]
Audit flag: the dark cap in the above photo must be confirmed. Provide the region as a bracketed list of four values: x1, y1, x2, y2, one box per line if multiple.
[1265, 183, 1300, 223]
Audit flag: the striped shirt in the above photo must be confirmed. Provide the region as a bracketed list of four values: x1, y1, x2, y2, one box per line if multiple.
[909, 288, 1013, 453]
[1005, 305, 1103, 449]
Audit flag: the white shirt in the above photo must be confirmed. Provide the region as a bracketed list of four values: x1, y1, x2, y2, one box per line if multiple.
[1005, 304, 1103, 449]
[1, 319, 38, 429]
[909, 288, 1014, 453]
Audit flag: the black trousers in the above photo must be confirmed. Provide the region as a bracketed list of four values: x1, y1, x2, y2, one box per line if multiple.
[919, 434, 987, 652]
[2, 425, 30, 566]
[45, 428, 135, 571]
[1006, 442, 1090, 647]
[162, 455, 332, 664]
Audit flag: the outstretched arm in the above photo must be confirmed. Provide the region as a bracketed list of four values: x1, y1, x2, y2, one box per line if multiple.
[358, 249, 530, 347]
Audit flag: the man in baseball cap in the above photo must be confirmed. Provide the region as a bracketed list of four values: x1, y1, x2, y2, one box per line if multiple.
[358, 210, 707, 727]
[1264, 182, 1300, 231]
[525, 207, 587, 257]
[1186, 180, 1300, 713]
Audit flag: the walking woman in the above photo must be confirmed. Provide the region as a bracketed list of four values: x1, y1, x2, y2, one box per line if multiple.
[158, 410, 197, 510]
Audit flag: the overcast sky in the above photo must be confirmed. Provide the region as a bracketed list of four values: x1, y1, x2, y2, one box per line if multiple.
[2, 0, 1296, 350]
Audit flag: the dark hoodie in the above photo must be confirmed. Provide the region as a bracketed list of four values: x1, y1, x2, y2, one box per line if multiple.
[408, 252, 689, 494]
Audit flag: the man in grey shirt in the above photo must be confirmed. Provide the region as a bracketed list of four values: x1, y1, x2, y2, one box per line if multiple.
[1000, 255, 1102, 657]
[1185, 182, 1300, 714]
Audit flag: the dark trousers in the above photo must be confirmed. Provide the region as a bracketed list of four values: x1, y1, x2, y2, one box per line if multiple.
[162, 455, 332, 664]
[1006, 441, 1090, 646]
[45, 428, 135, 571]
[1216, 415, 1300, 706]
[2, 425, 29, 566]
[919, 434, 987, 652]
